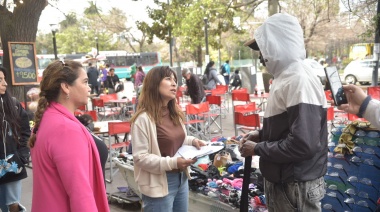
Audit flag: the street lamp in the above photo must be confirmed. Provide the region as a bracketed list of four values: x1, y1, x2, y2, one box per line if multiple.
[95, 37, 99, 57]
[50, 23, 58, 60]
[204, 17, 209, 64]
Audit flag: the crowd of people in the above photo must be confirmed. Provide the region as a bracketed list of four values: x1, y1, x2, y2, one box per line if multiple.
[2, 12, 380, 212]
[87, 62, 124, 96]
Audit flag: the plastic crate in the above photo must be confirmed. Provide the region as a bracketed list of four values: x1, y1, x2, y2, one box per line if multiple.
[188, 192, 239, 212]
[113, 157, 141, 198]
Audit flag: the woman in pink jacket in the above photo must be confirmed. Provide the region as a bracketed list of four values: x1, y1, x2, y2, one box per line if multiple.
[28, 60, 109, 212]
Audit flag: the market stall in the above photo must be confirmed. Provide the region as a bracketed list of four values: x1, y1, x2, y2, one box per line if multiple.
[112, 139, 266, 211]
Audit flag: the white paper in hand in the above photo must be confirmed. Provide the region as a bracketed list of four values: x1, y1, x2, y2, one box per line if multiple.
[174, 145, 224, 159]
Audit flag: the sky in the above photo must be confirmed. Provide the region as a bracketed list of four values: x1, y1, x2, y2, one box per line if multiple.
[38, 0, 156, 33]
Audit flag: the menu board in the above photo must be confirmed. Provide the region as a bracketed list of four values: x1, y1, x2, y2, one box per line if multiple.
[8, 42, 38, 85]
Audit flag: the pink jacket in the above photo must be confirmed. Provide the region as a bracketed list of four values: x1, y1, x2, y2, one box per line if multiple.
[31, 102, 109, 212]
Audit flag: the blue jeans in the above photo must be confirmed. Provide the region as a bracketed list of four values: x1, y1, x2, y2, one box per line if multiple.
[142, 172, 189, 212]
[265, 177, 325, 212]
[0, 180, 25, 212]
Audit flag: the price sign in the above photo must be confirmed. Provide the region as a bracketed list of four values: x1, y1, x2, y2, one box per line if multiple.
[8, 42, 38, 85]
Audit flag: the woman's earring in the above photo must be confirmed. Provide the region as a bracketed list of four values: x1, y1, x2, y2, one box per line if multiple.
[66, 94, 70, 99]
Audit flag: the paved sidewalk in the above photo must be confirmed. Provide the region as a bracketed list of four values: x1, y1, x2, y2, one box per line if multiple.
[20, 89, 243, 211]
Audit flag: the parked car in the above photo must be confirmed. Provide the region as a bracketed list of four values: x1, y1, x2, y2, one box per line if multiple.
[303, 59, 326, 85]
[343, 60, 380, 85]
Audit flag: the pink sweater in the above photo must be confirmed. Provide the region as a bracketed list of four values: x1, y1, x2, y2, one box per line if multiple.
[31, 102, 109, 212]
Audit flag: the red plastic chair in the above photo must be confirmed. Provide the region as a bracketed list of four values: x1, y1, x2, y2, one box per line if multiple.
[231, 88, 248, 93]
[176, 90, 183, 103]
[216, 84, 228, 93]
[211, 87, 229, 114]
[234, 102, 259, 136]
[184, 102, 210, 140]
[231, 92, 250, 103]
[234, 111, 261, 135]
[92, 98, 118, 120]
[99, 93, 118, 103]
[107, 121, 131, 183]
[77, 104, 87, 111]
[205, 95, 223, 136]
[83, 110, 98, 122]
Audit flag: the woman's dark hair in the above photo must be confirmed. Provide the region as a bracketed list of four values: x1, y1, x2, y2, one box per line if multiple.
[137, 66, 143, 72]
[29, 60, 83, 147]
[0, 67, 21, 142]
[75, 114, 93, 126]
[204, 61, 215, 76]
[131, 66, 184, 125]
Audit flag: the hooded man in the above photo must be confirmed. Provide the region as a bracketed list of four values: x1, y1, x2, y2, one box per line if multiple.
[239, 13, 328, 211]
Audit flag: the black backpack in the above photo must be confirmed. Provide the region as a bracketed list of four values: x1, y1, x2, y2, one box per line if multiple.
[220, 65, 226, 75]
[231, 74, 241, 86]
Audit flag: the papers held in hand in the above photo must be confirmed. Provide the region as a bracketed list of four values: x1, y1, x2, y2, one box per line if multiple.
[174, 145, 224, 159]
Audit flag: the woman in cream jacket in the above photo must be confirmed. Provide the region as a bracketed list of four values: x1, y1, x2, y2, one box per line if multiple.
[131, 66, 205, 212]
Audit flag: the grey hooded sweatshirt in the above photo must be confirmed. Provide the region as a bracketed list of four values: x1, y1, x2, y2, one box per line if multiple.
[253, 13, 328, 183]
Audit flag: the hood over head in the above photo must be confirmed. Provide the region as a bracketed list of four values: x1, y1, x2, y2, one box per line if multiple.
[245, 13, 306, 78]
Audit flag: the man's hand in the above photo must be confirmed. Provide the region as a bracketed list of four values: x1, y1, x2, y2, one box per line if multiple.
[192, 139, 206, 150]
[239, 141, 257, 157]
[337, 84, 367, 114]
[240, 131, 260, 146]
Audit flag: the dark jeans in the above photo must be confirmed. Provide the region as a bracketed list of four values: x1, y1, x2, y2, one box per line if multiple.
[90, 84, 99, 95]
[264, 177, 325, 212]
[224, 76, 230, 85]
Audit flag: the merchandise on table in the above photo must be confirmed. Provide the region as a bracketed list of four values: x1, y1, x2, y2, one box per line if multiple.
[322, 121, 380, 212]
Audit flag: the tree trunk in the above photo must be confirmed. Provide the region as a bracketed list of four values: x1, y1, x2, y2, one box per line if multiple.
[0, 0, 47, 101]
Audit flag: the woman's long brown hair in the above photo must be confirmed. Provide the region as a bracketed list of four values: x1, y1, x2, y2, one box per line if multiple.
[130, 66, 184, 125]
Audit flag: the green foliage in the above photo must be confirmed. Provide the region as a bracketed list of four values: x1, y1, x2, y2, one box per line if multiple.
[36, 33, 54, 54]
[137, 0, 242, 60]
[35, 5, 127, 55]
[60, 13, 79, 30]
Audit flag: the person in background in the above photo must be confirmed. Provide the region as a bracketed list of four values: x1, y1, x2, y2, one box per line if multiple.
[181, 68, 205, 104]
[229, 69, 242, 91]
[131, 66, 206, 212]
[240, 13, 327, 212]
[134, 65, 145, 109]
[75, 114, 107, 181]
[28, 60, 109, 211]
[134, 65, 145, 93]
[222, 60, 231, 85]
[338, 84, 380, 129]
[99, 65, 108, 94]
[105, 68, 120, 94]
[204, 61, 223, 90]
[87, 62, 99, 96]
[0, 67, 30, 212]
[130, 63, 137, 83]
